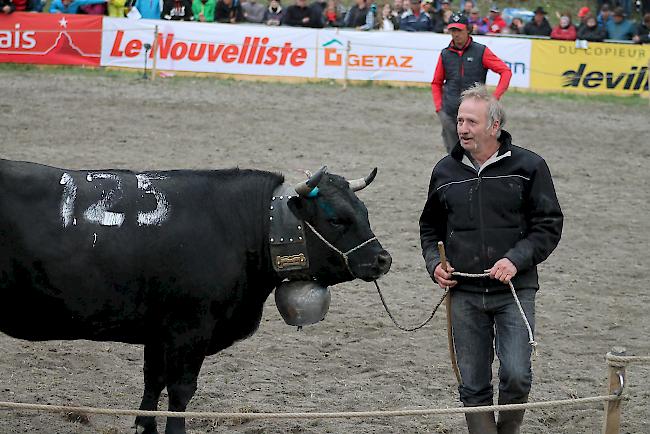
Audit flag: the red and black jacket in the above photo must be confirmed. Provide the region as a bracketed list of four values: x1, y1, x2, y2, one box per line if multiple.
[431, 37, 512, 116]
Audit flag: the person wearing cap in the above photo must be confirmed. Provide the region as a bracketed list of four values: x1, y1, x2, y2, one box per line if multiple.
[523, 6, 552, 36]
[606, 6, 636, 40]
[420, 83, 563, 434]
[431, 12, 512, 153]
[576, 6, 590, 32]
[485, 5, 506, 33]
[400, 0, 435, 32]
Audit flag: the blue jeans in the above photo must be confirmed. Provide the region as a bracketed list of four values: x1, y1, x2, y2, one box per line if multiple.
[450, 288, 536, 406]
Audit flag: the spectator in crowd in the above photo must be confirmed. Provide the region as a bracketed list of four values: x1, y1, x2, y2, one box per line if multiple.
[485, 5, 507, 34]
[343, 0, 374, 30]
[215, 0, 243, 22]
[106, 0, 127, 16]
[1, 0, 16, 14]
[192, 0, 216, 21]
[597, 4, 612, 27]
[9, 0, 42, 12]
[50, 0, 106, 14]
[459, 0, 474, 11]
[161, 0, 193, 19]
[504, 17, 524, 34]
[242, 0, 265, 22]
[467, 8, 486, 34]
[633, 13, 650, 42]
[550, 13, 577, 40]
[322, 0, 345, 26]
[381, 2, 398, 29]
[282, 0, 322, 27]
[436, 0, 452, 32]
[133, 0, 161, 18]
[400, 0, 432, 31]
[577, 6, 591, 31]
[79, 1, 105, 13]
[263, 0, 284, 24]
[577, 13, 607, 41]
[431, 13, 512, 153]
[393, 0, 405, 17]
[459, 0, 473, 17]
[523, 6, 552, 36]
[606, 7, 635, 40]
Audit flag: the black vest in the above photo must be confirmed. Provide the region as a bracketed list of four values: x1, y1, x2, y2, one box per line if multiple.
[440, 40, 487, 116]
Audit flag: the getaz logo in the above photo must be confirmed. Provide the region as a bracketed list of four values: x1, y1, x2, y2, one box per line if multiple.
[322, 38, 413, 69]
[562, 64, 648, 91]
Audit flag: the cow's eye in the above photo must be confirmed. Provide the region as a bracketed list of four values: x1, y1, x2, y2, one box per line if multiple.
[328, 218, 347, 229]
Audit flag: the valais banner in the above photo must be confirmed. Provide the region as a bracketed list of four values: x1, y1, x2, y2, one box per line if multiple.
[0, 12, 101, 66]
[101, 18, 318, 77]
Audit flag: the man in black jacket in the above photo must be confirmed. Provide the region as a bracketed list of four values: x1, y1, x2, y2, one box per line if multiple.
[523, 6, 552, 36]
[282, 0, 323, 27]
[420, 84, 563, 434]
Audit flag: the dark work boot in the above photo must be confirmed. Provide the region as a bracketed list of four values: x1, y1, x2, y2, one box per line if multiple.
[465, 411, 498, 434]
[496, 396, 527, 434]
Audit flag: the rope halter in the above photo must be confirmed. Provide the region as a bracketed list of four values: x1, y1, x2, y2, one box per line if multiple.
[303, 221, 377, 278]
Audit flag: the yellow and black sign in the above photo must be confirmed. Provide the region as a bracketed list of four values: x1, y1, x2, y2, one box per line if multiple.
[531, 40, 649, 96]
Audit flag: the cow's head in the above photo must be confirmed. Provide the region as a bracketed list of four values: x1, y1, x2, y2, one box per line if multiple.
[286, 167, 392, 285]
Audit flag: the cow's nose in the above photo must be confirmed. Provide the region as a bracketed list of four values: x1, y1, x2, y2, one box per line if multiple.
[376, 250, 392, 274]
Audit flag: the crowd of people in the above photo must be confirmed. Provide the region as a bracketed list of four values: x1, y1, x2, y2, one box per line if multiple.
[1, 0, 649, 43]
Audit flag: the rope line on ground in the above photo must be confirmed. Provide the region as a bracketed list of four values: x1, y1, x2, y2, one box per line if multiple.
[606, 354, 650, 364]
[0, 395, 622, 420]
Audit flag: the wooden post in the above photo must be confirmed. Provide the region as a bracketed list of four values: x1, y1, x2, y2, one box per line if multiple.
[151, 25, 159, 82]
[342, 40, 351, 90]
[603, 347, 626, 434]
[438, 241, 461, 384]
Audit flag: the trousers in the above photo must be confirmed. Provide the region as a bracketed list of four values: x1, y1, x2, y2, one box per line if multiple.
[450, 288, 536, 405]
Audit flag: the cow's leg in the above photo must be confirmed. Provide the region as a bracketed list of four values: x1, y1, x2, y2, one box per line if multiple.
[163, 343, 207, 434]
[135, 342, 166, 434]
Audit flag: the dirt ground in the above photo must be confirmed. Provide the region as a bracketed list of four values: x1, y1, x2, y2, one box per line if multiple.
[1, 67, 649, 434]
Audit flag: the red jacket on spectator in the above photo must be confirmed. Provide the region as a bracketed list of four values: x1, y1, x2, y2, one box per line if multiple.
[484, 14, 506, 33]
[551, 24, 577, 40]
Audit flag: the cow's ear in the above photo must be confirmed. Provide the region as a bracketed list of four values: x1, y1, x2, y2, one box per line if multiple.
[287, 196, 311, 221]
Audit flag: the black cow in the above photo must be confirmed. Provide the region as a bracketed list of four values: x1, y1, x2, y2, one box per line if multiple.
[0, 159, 391, 434]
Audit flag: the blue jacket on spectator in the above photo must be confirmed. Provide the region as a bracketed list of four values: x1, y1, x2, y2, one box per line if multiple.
[133, 0, 162, 18]
[49, 0, 105, 13]
[606, 18, 636, 40]
[400, 9, 433, 31]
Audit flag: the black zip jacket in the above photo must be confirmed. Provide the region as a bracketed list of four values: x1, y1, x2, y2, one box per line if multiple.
[419, 131, 563, 293]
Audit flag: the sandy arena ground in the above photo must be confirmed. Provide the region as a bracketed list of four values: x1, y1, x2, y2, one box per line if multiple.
[1, 67, 649, 434]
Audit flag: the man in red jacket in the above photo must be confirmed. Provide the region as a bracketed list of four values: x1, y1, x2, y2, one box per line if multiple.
[431, 13, 512, 153]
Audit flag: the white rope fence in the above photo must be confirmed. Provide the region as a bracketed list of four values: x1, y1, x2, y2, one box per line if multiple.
[0, 394, 623, 420]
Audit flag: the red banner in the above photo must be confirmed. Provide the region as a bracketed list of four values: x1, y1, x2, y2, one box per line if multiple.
[0, 12, 102, 66]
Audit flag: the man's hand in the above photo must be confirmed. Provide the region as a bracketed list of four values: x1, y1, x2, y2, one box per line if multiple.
[488, 258, 517, 283]
[434, 263, 457, 289]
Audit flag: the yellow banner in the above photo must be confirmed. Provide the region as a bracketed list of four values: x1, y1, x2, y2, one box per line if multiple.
[530, 40, 649, 96]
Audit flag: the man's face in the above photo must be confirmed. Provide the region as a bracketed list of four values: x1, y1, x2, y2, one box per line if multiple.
[409, 1, 419, 12]
[441, 2, 449, 11]
[393, 0, 402, 8]
[422, 2, 431, 12]
[450, 27, 469, 47]
[457, 98, 497, 152]
[534, 12, 543, 24]
[614, 15, 623, 23]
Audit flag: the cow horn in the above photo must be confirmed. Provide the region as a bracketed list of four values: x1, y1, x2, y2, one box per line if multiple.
[295, 166, 327, 197]
[349, 167, 377, 192]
